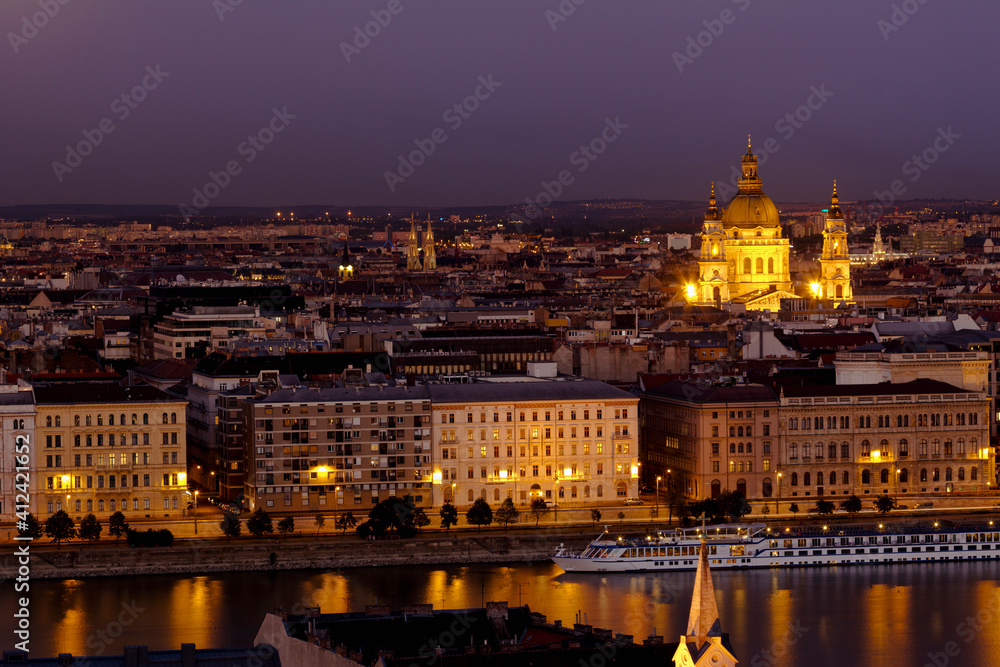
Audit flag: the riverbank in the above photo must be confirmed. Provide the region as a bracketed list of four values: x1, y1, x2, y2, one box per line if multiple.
[2, 529, 595, 580]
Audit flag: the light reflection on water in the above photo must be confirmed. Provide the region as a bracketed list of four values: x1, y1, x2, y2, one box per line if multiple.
[5, 561, 999, 666]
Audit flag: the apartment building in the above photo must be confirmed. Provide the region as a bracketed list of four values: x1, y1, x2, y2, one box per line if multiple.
[426, 380, 639, 508]
[778, 380, 991, 499]
[639, 381, 779, 502]
[0, 384, 36, 521]
[243, 386, 433, 514]
[34, 384, 188, 521]
[153, 306, 263, 359]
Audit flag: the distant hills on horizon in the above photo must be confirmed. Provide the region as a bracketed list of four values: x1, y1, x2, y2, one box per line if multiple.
[0, 197, 993, 223]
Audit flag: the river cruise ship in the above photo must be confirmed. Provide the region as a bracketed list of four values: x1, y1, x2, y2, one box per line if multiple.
[552, 522, 1000, 573]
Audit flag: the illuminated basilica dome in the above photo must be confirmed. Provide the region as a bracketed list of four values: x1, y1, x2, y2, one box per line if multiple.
[694, 138, 795, 311]
[692, 138, 852, 311]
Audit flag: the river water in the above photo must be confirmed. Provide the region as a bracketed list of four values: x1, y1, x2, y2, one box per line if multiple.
[6, 561, 1000, 666]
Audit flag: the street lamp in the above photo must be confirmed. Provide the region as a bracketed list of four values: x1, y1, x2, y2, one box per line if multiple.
[655, 476, 662, 517]
[193, 490, 199, 535]
[666, 469, 674, 524]
[776, 472, 782, 515]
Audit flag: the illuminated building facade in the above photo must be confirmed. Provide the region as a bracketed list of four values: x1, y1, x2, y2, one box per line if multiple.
[817, 182, 853, 301]
[696, 140, 795, 311]
[34, 384, 188, 521]
[243, 386, 434, 513]
[778, 380, 991, 500]
[427, 381, 639, 508]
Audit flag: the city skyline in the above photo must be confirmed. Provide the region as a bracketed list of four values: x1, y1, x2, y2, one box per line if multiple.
[1, 1, 997, 210]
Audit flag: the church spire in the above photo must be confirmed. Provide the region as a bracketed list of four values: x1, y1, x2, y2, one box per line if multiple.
[738, 135, 761, 192]
[671, 536, 738, 667]
[406, 217, 422, 271]
[827, 180, 843, 220]
[423, 218, 437, 270]
[686, 537, 722, 645]
[705, 182, 720, 220]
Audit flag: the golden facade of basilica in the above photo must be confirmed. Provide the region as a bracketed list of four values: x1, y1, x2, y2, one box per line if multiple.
[695, 140, 850, 310]
[696, 140, 794, 310]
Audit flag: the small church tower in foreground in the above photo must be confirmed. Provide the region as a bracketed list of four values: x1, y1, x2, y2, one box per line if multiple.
[671, 538, 739, 666]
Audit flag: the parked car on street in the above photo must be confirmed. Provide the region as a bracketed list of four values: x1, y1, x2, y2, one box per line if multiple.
[624, 498, 644, 506]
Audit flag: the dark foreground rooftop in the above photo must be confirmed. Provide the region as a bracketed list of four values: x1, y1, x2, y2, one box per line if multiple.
[1, 644, 280, 666]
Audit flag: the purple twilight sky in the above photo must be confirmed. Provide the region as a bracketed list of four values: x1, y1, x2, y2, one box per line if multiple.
[1, 0, 996, 210]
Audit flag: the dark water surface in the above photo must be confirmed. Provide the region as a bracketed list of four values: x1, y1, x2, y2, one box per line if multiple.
[5, 561, 1000, 665]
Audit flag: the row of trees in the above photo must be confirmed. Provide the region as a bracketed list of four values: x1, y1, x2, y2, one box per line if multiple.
[20, 492, 905, 547]
[18, 511, 130, 546]
[786, 494, 899, 517]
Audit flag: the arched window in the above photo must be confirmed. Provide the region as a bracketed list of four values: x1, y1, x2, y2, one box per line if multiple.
[817, 472, 824, 486]
[900, 468, 908, 483]
[790, 443, 798, 459]
[737, 426, 744, 437]
[932, 468, 940, 482]
[880, 469, 889, 484]
[862, 470, 871, 484]
[829, 444, 837, 459]
[468, 489, 474, 502]
[920, 468, 927, 482]
[711, 479, 722, 498]
[74, 415, 80, 427]
[957, 438, 965, 455]
[791, 473, 798, 486]
[879, 439, 889, 457]
[861, 440, 871, 456]
[85, 415, 92, 426]
[162, 413, 168, 424]
[597, 484, 603, 497]
[972, 467, 978, 480]
[494, 488, 501, 501]
[46, 416, 52, 427]
[804, 472, 811, 486]
[571, 486, 578, 498]
[945, 468, 952, 481]
[584, 485, 590, 498]
[803, 443, 811, 459]
[756, 257, 764, 273]
[171, 413, 177, 424]
[899, 439, 909, 457]
[841, 443, 850, 459]
[762, 478, 773, 497]
[729, 426, 736, 437]
[736, 479, 747, 495]
[944, 439, 953, 456]
[743, 257, 751, 274]
[835, 285, 843, 298]
[767, 257, 774, 273]
[958, 467, 965, 481]
[829, 470, 836, 485]
[842, 471, 849, 485]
